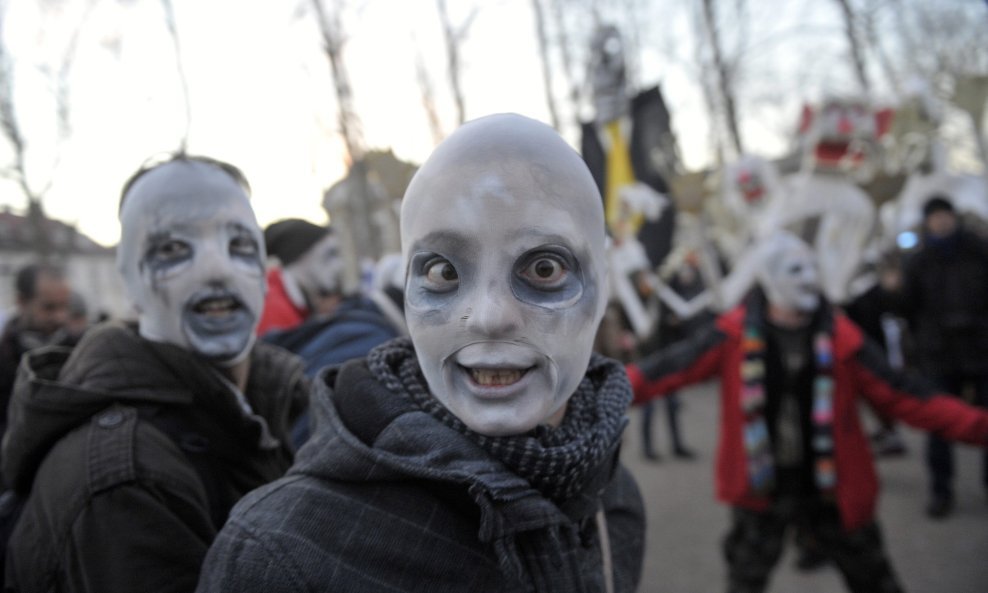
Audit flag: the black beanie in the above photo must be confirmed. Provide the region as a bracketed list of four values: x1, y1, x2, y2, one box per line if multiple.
[264, 218, 330, 266]
[922, 195, 954, 219]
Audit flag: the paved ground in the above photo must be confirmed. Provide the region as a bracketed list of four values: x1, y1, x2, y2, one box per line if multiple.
[620, 381, 988, 593]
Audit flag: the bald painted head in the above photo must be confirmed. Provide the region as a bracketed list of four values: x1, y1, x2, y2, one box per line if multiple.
[117, 156, 266, 365]
[401, 113, 609, 436]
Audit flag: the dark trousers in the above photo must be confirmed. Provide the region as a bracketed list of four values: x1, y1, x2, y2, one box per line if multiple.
[723, 500, 903, 593]
[927, 373, 988, 499]
[641, 393, 685, 454]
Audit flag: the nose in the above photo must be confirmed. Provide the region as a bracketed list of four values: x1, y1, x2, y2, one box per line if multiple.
[197, 239, 235, 284]
[837, 115, 853, 135]
[464, 281, 523, 339]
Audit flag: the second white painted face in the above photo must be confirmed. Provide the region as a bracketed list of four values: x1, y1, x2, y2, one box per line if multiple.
[401, 114, 609, 437]
[286, 232, 345, 300]
[117, 159, 266, 364]
[759, 233, 821, 313]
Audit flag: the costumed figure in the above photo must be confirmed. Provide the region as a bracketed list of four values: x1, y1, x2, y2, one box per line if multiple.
[2, 155, 308, 592]
[260, 227, 404, 448]
[784, 96, 884, 304]
[879, 78, 988, 245]
[257, 219, 346, 336]
[199, 113, 646, 592]
[580, 23, 678, 342]
[715, 155, 787, 263]
[626, 230, 988, 593]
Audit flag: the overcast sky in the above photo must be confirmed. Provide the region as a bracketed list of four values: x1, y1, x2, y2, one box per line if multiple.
[0, 0, 980, 247]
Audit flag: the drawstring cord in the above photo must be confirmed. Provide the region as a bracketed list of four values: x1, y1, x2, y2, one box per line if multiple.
[595, 505, 615, 593]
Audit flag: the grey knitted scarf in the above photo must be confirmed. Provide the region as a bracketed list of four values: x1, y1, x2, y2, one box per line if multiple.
[366, 338, 631, 503]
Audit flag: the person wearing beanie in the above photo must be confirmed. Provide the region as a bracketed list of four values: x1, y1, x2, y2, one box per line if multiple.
[899, 194, 988, 519]
[257, 218, 344, 336]
[259, 222, 405, 448]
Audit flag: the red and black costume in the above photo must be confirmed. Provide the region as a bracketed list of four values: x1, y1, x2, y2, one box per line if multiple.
[626, 293, 988, 593]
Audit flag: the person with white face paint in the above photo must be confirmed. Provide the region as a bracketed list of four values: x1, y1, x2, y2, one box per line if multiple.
[198, 114, 646, 593]
[2, 155, 308, 593]
[626, 230, 988, 593]
[256, 218, 347, 336]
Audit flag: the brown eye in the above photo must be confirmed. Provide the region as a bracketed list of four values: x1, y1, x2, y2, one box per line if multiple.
[520, 256, 566, 287]
[424, 259, 458, 290]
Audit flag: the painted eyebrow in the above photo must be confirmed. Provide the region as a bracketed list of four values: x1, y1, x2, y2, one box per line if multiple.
[409, 230, 474, 254]
[501, 228, 579, 247]
[227, 222, 257, 236]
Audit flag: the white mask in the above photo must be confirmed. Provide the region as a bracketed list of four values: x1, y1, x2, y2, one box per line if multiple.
[285, 232, 345, 302]
[117, 159, 266, 364]
[401, 114, 609, 437]
[758, 232, 821, 313]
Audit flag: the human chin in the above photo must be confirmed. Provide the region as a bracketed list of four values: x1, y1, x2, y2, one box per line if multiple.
[181, 289, 256, 362]
[432, 346, 560, 436]
[793, 291, 820, 313]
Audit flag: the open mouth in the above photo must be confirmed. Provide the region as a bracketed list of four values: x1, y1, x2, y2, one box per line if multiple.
[463, 366, 531, 387]
[192, 295, 243, 317]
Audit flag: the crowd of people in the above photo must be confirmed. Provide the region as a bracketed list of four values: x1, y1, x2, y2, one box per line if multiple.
[0, 111, 985, 593]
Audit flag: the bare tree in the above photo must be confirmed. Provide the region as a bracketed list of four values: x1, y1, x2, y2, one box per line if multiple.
[0, 0, 95, 258]
[548, 0, 586, 124]
[700, 0, 744, 157]
[310, 0, 365, 163]
[412, 38, 445, 146]
[436, 0, 478, 126]
[833, 0, 872, 95]
[159, 0, 191, 152]
[531, 0, 561, 130]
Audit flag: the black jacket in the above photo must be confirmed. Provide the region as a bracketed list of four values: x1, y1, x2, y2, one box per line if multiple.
[900, 229, 988, 375]
[197, 352, 645, 592]
[2, 322, 307, 593]
[580, 86, 678, 269]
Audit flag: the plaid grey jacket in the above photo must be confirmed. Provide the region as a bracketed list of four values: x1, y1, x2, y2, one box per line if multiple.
[198, 356, 645, 592]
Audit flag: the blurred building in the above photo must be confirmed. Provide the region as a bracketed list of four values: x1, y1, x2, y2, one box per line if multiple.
[0, 206, 129, 321]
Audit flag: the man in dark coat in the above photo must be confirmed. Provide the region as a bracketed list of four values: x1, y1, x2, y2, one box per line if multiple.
[628, 231, 988, 593]
[899, 195, 988, 518]
[2, 154, 307, 593]
[198, 114, 645, 592]
[0, 264, 73, 444]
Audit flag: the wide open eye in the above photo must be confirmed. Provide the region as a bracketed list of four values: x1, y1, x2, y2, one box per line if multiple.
[519, 255, 568, 290]
[423, 258, 458, 291]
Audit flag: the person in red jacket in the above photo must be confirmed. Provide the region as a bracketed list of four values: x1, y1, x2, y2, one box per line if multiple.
[627, 230, 988, 593]
[257, 219, 345, 336]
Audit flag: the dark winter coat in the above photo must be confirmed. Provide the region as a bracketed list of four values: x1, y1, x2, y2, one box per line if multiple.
[627, 300, 988, 532]
[0, 317, 78, 445]
[900, 228, 988, 375]
[2, 322, 308, 593]
[197, 354, 645, 593]
[580, 86, 678, 269]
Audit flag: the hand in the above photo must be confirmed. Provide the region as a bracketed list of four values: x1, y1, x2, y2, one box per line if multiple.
[619, 182, 668, 221]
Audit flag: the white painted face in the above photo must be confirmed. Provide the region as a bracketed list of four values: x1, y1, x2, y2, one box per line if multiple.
[758, 232, 821, 313]
[401, 114, 609, 437]
[286, 232, 345, 301]
[590, 24, 628, 123]
[117, 159, 266, 364]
